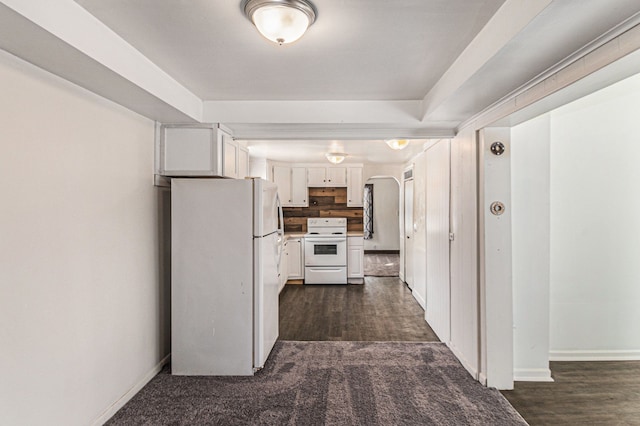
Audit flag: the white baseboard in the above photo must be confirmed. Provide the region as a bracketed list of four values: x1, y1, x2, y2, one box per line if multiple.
[447, 342, 479, 381]
[92, 354, 171, 426]
[549, 349, 640, 361]
[412, 291, 426, 311]
[478, 372, 487, 386]
[514, 368, 554, 382]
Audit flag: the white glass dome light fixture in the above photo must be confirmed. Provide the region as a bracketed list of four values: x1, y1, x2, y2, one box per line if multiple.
[243, 0, 317, 45]
[325, 152, 347, 164]
[385, 139, 410, 150]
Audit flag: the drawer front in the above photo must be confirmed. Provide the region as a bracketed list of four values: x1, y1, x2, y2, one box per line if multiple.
[304, 266, 347, 285]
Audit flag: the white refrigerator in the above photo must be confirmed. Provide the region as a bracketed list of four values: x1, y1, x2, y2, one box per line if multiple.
[171, 178, 283, 376]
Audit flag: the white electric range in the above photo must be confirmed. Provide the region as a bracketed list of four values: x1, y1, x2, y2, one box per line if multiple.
[304, 218, 348, 284]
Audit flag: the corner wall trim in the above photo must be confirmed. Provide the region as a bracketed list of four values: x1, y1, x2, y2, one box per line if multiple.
[91, 354, 171, 425]
[413, 291, 426, 311]
[549, 349, 640, 361]
[514, 368, 554, 382]
[448, 342, 479, 381]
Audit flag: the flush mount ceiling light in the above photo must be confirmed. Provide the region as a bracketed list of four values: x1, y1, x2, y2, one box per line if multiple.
[325, 152, 347, 164]
[385, 139, 409, 150]
[243, 0, 317, 45]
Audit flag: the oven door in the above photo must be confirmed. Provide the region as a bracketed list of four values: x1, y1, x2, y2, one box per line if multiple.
[304, 237, 347, 266]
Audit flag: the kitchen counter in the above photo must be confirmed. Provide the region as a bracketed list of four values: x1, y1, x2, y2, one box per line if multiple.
[284, 232, 306, 240]
[284, 232, 363, 238]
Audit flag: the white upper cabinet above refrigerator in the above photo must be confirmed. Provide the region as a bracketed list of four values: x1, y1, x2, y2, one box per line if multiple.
[159, 123, 245, 178]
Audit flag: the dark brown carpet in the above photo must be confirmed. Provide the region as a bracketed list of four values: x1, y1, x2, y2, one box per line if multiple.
[364, 253, 400, 277]
[107, 341, 526, 425]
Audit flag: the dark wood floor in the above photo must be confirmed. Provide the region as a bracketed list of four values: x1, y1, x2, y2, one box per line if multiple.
[501, 361, 640, 425]
[364, 253, 400, 277]
[279, 277, 439, 341]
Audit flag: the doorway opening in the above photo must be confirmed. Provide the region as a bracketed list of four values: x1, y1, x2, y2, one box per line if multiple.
[362, 176, 401, 278]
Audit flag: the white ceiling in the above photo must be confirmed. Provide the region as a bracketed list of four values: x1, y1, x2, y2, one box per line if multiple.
[72, 0, 505, 101]
[1, 0, 640, 164]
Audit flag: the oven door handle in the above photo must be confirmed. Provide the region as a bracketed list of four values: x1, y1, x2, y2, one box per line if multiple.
[305, 238, 346, 243]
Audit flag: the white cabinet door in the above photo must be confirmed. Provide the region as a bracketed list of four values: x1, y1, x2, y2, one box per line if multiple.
[347, 236, 364, 279]
[287, 238, 304, 279]
[347, 167, 364, 207]
[273, 166, 293, 206]
[280, 240, 289, 291]
[308, 167, 347, 187]
[327, 167, 347, 186]
[223, 132, 238, 178]
[160, 124, 224, 176]
[307, 167, 326, 186]
[238, 147, 249, 179]
[290, 167, 308, 206]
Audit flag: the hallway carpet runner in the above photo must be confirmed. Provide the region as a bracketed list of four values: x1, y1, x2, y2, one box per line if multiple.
[107, 341, 526, 425]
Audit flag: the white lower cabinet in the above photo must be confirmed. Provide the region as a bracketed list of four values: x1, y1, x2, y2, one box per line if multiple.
[287, 238, 304, 280]
[347, 236, 364, 282]
[279, 239, 288, 292]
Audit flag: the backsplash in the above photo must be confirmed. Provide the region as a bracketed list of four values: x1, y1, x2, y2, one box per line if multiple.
[283, 187, 363, 233]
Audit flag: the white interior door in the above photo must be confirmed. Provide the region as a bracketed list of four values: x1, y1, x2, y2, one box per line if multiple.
[425, 140, 451, 343]
[404, 179, 414, 289]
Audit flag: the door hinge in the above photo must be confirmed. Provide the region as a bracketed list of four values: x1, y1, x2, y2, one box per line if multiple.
[449, 232, 455, 241]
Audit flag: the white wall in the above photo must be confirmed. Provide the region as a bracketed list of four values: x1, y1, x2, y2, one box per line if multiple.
[511, 114, 552, 380]
[363, 177, 400, 251]
[363, 163, 403, 184]
[549, 72, 640, 360]
[0, 50, 167, 425]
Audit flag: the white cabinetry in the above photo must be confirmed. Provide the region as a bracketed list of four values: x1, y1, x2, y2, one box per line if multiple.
[290, 168, 308, 205]
[286, 237, 304, 280]
[279, 239, 288, 292]
[238, 146, 249, 179]
[273, 166, 308, 207]
[347, 167, 364, 207]
[307, 167, 326, 186]
[348, 236, 364, 282]
[160, 124, 225, 176]
[307, 167, 347, 187]
[223, 136, 238, 178]
[327, 167, 347, 186]
[223, 138, 250, 179]
[159, 124, 245, 178]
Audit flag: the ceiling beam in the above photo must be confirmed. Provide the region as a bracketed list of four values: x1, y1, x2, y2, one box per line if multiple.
[203, 100, 424, 124]
[226, 122, 455, 140]
[0, 0, 202, 122]
[420, 0, 552, 121]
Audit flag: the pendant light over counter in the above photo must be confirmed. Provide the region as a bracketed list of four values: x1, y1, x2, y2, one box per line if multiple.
[243, 0, 317, 45]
